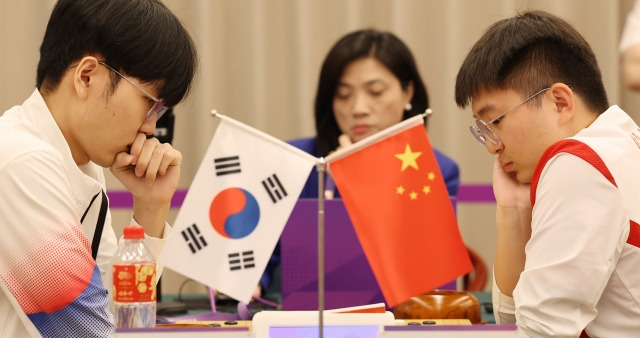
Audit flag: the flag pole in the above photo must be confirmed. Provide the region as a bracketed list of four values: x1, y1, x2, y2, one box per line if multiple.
[316, 159, 326, 338]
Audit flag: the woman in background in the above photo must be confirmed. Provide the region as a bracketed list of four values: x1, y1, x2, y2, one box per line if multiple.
[291, 28, 459, 198]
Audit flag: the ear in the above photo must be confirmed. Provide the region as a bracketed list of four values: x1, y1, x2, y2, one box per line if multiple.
[72, 56, 102, 100]
[549, 83, 574, 124]
[404, 81, 414, 105]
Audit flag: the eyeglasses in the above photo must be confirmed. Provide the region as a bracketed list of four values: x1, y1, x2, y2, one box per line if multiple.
[98, 62, 168, 121]
[470, 88, 550, 146]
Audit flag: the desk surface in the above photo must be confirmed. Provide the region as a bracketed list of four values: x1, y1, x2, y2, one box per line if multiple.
[157, 318, 471, 329]
[159, 291, 495, 324]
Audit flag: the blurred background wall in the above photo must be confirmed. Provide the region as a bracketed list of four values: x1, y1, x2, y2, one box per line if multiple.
[2, 0, 639, 295]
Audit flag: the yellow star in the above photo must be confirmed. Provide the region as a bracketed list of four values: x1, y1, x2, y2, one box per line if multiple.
[428, 172, 436, 180]
[409, 191, 418, 200]
[395, 144, 422, 171]
[396, 186, 405, 195]
[423, 185, 431, 194]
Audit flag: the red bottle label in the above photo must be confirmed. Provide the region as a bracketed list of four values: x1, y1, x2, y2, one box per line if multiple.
[113, 263, 156, 302]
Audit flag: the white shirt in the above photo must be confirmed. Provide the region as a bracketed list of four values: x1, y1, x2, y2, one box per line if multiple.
[0, 90, 171, 337]
[494, 106, 640, 337]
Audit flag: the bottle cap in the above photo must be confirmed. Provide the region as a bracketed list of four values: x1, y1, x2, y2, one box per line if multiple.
[123, 225, 145, 239]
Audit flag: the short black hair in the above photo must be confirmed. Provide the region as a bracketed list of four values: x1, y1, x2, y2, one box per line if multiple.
[314, 29, 429, 157]
[37, 0, 197, 107]
[455, 10, 608, 114]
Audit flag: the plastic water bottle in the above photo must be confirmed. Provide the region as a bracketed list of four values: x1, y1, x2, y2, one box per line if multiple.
[112, 225, 157, 328]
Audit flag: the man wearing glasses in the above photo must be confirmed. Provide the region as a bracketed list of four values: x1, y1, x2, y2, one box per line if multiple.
[455, 10, 640, 337]
[0, 0, 197, 336]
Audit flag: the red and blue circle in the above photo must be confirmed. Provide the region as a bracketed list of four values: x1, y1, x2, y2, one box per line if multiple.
[209, 188, 260, 239]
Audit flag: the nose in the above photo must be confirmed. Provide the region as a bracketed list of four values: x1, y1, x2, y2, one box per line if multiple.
[352, 92, 370, 116]
[139, 116, 157, 137]
[485, 139, 503, 154]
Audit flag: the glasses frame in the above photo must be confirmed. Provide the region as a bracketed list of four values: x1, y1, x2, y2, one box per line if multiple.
[98, 62, 168, 121]
[470, 88, 550, 146]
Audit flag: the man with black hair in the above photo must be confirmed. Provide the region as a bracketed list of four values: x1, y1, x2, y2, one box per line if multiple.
[0, 0, 197, 336]
[456, 10, 640, 337]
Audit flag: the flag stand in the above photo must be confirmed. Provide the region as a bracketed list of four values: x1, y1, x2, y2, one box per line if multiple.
[316, 159, 326, 338]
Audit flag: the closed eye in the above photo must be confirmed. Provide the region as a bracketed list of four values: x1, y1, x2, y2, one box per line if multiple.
[145, 97, 158, 110]
[335, 85, 352, 100]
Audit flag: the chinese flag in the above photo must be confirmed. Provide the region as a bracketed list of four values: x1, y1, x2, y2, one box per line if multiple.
[325, 115, 472, 307]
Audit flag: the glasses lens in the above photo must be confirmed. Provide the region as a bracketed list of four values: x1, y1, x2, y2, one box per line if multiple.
[469, 126, 487, 145]
[474, 120, 499, 145]
[155, 105, 169, 120]
[146, 100, 167, 120]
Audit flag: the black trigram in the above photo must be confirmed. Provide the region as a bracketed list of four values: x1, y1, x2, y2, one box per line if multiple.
[214, 156, 241, 176]
[228, 250, 255, 271]
[181, 224, 208, 254]
[261, 173, 287, 203]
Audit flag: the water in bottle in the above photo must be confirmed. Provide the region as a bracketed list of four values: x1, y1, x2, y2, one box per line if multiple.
[112, 225, 157, 328]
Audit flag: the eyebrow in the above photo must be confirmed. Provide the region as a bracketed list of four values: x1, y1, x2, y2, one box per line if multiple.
[338, 79, 385, 88]
[473, 103, 496, 120]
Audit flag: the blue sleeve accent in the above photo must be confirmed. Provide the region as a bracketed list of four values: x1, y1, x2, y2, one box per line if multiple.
[433, 149, 460, 197]
[27, 266, 114, 338]
[288, 137, 321, 199]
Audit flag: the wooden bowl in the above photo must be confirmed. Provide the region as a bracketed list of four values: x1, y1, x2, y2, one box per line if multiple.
[392, 289, 482, 324]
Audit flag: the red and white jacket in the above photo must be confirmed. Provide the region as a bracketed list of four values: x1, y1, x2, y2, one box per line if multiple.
[495, 105, 640, 337]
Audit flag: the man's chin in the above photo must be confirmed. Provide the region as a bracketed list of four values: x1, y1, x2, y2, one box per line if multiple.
[92, 156, 114, 168]
[515, 171, 533, 184]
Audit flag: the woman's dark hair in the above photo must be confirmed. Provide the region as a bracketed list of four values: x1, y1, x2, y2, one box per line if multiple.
[36, 0, 197, 107]
[314, 29, 428, 157]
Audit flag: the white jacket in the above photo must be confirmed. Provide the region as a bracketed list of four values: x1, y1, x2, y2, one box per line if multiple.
[0, 90, 170, 337]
